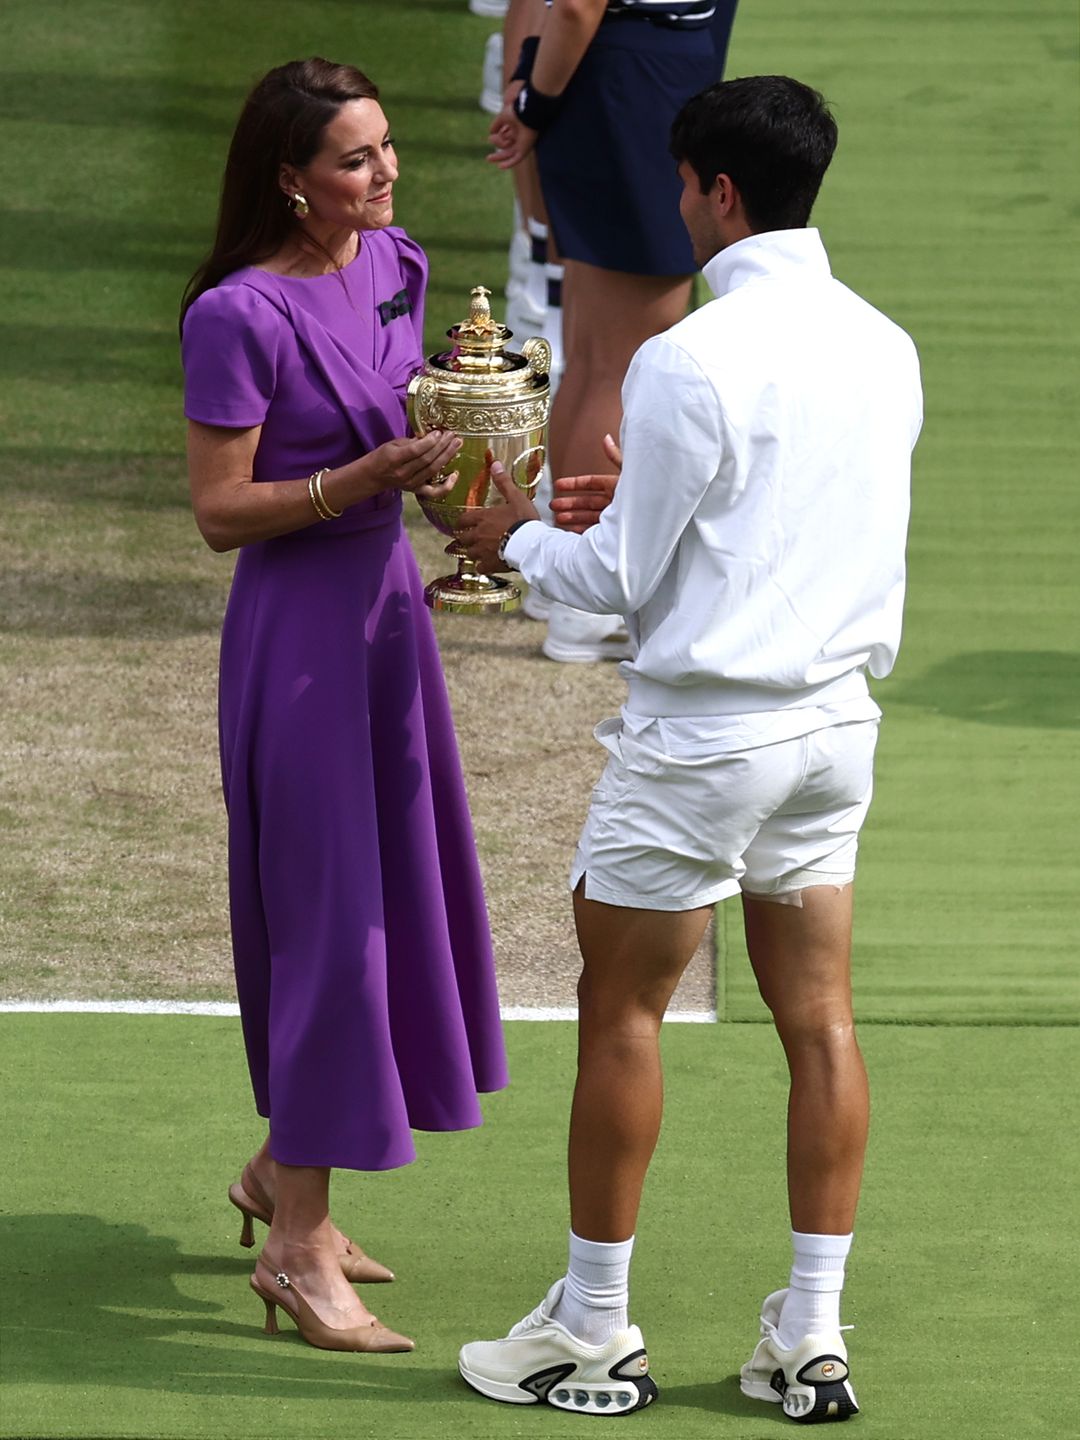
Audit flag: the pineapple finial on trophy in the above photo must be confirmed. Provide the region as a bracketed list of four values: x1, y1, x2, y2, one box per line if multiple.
[465, 285, 496, 334]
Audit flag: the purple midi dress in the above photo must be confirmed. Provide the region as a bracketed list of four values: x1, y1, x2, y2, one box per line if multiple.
[181, 228, 508, 1171]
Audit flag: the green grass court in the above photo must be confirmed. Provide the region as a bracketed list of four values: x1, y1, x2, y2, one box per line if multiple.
[3, 1017, 1077, 1439]
[1, 0, 1078, 1436]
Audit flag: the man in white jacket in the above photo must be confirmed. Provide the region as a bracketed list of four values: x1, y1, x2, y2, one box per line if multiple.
[457, 74, 922, 1424]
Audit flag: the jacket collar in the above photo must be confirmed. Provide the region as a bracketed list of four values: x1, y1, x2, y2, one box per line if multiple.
[702, 227, 832, 299]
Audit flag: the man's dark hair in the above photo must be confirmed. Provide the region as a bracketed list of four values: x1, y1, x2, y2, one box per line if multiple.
[670, 75, 838, 231]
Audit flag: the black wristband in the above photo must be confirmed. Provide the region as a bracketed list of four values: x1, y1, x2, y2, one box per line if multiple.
[513, 81, 562, 134]
[510, 35, 540, 83]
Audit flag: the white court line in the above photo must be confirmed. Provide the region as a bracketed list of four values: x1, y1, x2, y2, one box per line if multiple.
[0, 999, 716, 1023]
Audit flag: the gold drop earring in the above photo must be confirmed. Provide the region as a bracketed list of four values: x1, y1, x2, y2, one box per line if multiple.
[289, 192, 310, 219]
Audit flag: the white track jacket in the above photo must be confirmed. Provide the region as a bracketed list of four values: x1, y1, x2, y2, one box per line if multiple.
[505, 228, 923, 735]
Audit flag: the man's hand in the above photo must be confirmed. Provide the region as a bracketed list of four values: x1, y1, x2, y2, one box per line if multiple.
[550, 433, 622, 532]
[456, 461, 540, 572]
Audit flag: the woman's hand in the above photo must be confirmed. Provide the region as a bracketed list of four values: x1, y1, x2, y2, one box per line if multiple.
[488, 105, 538, 170]
[362, 430, 463, 494]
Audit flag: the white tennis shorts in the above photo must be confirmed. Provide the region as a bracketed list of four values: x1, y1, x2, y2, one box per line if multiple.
[570, 715, 880, 911]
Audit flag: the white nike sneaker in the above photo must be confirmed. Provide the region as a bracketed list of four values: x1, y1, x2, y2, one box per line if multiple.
[459, 1280, 658, 1415]
[740, 1289, 859, 1424]
[469, 0, 508, 16]
[542, 603, 632, 664]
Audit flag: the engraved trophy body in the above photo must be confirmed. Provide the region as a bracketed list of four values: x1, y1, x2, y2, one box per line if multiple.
[406, 286, 551, 613]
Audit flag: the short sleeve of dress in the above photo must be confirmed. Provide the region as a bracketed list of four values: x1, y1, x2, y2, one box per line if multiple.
[387, 228, 428, 355]
[181, 284, 283, 429]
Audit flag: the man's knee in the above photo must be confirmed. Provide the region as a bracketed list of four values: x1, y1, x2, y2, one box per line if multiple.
[576, 966, 668, 1034]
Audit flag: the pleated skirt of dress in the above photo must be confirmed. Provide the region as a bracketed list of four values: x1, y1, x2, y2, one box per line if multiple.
[218, 508, 508, 1171]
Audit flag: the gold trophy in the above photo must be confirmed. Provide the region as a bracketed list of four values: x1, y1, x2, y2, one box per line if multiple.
[407, 286, 551, 613]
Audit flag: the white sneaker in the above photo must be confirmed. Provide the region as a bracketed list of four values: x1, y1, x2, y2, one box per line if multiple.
[505, 286, 545, 345]
[740, 1289, 859, 1424]
[469, 0, 508, 14]
[505, 229, 540, 308]
[459, 1280, 658, 1415]
[479, 31, 503, 115]
[542, 603, 632, 664]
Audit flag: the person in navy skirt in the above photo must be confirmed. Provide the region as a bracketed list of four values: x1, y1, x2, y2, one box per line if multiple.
[490, 0, 737, 662]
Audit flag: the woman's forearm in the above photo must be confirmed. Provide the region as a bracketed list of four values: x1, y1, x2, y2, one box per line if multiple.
[188, 423, 463, 552]
[531, 0, 607, 96]
[504, 0, 549, 67]
[192, 457, 384, 553]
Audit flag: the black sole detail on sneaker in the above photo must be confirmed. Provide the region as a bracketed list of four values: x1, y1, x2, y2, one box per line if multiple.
[789, 1381, 859, 1424]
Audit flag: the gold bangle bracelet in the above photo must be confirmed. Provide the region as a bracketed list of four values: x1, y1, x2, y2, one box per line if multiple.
[313, 468, 343, 518]
[308, 472, 333, 521]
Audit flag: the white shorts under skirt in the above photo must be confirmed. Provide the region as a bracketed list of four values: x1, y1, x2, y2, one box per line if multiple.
[570, 716, 880, 912]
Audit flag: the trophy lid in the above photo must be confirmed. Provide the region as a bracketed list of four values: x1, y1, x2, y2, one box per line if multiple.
[433, 286, 526, 376]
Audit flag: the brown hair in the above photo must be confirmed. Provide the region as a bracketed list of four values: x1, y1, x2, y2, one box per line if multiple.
[179, 57, 379, 330]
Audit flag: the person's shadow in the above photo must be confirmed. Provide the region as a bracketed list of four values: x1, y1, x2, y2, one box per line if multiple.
[882, 649, 1078, 730]
[1, 1212, 456, 1405]
[661, 1373, 792, 1426]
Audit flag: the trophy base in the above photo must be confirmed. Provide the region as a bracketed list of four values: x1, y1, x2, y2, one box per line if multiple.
[424, 572, 522, 615]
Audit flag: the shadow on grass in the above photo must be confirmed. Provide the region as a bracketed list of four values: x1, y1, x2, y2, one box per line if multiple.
[663, 1373, 788, 1426]
[0, 322, 183, 384]
[0, 210, 208, 274]
[1, 1213, 466, 1406]
[0, 573, 225, 638]
[885, 649, 1079, 729]
[0, 450, 189, 507]
[0, 73, 240, 135]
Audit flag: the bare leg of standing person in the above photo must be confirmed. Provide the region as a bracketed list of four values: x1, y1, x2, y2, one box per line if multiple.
[738, 884, 865, 1422]
[230, 1133, 394, 1283]
[563, 889, 711, 1245]
[743, 885, 868, 1238]
[551, 261, 691, 486]
[458, 885, 708, 1413]
[249, 1161, 414, 1351]
[262, 1164, 377, 1327]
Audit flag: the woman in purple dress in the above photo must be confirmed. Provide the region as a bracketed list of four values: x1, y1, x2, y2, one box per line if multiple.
[179, 57, 509, 1354]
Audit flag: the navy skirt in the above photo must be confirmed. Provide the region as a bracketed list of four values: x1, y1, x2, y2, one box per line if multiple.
[537, 18, 718, 276]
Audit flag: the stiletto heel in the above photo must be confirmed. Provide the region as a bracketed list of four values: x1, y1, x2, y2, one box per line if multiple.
[249, 1260, 414, 1353]
[229, 1168, 395, 1282]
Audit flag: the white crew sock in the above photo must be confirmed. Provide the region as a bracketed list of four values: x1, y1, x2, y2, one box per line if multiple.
[777, 1230, 853, 1349]
[553, 1230, 633, 1344]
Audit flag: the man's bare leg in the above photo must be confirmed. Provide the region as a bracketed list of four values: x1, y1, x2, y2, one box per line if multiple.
[739, 882, 866, 1420]
[742, 884, 868, 1234]
[568, 886, 712, 1241]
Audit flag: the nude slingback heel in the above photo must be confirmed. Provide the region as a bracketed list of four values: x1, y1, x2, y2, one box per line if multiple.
[249, 1260, 414, 1353]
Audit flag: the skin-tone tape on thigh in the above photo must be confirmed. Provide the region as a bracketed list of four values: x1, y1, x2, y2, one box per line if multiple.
[742, 882, 852, 909]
